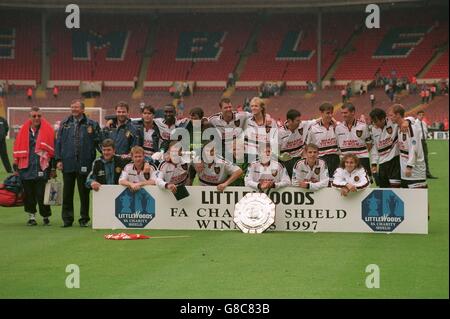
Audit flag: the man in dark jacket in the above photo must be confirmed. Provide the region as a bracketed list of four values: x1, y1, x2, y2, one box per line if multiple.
[101, 101, 139, 156]
[85, 139, 129, 190]
[0, 116, 13, 173]
[55, 99, 101, 227]
[86, 138, 156, 191]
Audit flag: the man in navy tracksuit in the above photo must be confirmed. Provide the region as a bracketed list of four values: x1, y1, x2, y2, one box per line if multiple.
[101, 101, 139, 156]
[55, 99, 101, 227]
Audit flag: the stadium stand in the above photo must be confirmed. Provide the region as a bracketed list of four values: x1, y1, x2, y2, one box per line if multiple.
[0, 9, 448, 124]
[146, 13, 253, 82]
[423, 49, 449, 79]
[0, 11, 41, 81]
[240, 12, 359, 82]
[50, 15, 147, 81]
[333, 9, 449, 80]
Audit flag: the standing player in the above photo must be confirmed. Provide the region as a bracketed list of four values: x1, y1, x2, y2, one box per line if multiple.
[335, 103, 372, 181]
[368, 108, 401, 188]
[415, 110, 436, 179]
[292, 143, 329, 191]
[388, 104, 427, 189]
[306, 102, 340, 183]
[208, 98, 249, 159]
[278, 109, 316, 177]
[244, 97, 278, 162]
[135, 105, 159, 159]
[153, 104, 191, 155]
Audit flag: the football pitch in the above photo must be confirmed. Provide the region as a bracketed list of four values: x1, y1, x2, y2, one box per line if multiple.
[0, 139, 448, 299]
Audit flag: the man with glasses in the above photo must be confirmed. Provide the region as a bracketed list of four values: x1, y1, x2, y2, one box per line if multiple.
[13, 107, 56, 226]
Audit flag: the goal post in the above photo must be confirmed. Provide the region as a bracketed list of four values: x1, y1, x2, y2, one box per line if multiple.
[6, 107, 104, 139]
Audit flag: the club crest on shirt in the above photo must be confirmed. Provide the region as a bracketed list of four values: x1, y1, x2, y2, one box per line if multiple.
[298, 128, 304, 135]
[125, 130, 131, 138]
[314, 167, 321, 175]
[214, 166, 221, 175]
[266, 126, 271, 133]
[234, 119, 240, 127]
[387, 127, 393, 135]
[87, 125, 93, 134]
[271, 169, 278, 177]
[354, 176, 360, 182]
[356, 130, 363, 138]
[115, 167, 122, 174]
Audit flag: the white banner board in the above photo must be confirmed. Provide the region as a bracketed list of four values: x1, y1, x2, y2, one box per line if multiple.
[431, 131, 449, 140]
[93, 186, 428, 234]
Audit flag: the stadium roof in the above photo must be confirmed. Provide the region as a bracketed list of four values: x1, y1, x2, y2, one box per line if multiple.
[0, 0, 445, 12]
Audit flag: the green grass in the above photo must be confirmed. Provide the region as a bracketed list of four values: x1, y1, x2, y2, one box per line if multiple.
[0, 140, 448, 298]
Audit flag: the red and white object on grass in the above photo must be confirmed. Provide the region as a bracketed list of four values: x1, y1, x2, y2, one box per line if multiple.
[104, 233, 150, 240]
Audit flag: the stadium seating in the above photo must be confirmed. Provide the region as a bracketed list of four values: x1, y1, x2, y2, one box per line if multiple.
[423, 49, 449, 79]
[1, 10, 448, 124]
[146, 13, 253, 81]
[422, 95, 449, 123]
[0, 11, 41, 80]
[50, 15, 147, 81]
[333, 9, 448, 80]
[240, 12, 359, 81]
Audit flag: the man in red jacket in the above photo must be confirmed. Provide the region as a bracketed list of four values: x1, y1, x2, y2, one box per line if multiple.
[13, 106, 56, 226]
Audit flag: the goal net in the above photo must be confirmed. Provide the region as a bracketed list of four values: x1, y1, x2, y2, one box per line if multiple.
[6, 107, 104, 139]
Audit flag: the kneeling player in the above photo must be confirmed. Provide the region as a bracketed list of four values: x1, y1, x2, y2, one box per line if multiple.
[88, 140, 155, 191]
[292, 143, 329, 190]
[245, 144, 290, 191]
[193, 143, 243, 191]
[119, 146, 157, 191]
[155, 141, 191, 194]
[332, 154, 369, 196]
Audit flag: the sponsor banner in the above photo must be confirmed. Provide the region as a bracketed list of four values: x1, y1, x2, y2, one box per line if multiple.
[93, 186, 428, 234]
[430, 131, 449, 140]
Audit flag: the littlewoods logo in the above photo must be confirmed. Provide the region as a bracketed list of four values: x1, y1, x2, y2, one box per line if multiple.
[117, 212, 153, 219]
[364, 216, 402, 222]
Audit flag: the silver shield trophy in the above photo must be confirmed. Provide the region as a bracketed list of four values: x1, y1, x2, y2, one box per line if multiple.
[234, 193, 276, 234]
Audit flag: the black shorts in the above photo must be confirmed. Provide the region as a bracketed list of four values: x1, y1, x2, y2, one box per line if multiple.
[401, 179, 427, 189]
[280, 157, 299, 178]
[321, 154, 340, 180]
[378, 156, 401, 188]
[359, 157, 372, 177]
